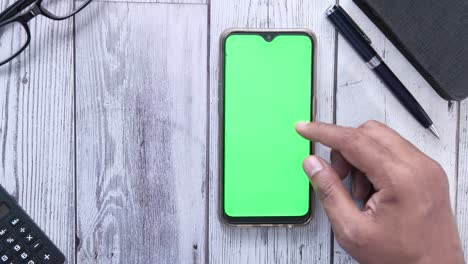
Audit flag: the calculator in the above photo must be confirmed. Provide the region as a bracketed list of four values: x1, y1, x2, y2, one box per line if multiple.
[0, 185, 65, 264]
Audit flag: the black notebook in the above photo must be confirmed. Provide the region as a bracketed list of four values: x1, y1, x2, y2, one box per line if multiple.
[353, 0, 468, 101]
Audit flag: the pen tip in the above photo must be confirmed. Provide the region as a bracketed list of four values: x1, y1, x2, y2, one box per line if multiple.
[428, 124, 440, 139]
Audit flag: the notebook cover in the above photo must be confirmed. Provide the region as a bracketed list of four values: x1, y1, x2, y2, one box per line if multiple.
[353, 0, 468, 101]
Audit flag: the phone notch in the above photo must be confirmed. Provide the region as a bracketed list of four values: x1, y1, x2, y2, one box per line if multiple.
[261, 33, 277, 42]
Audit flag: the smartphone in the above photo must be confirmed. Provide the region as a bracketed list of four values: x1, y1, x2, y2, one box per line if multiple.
[219, 29, 317, 226]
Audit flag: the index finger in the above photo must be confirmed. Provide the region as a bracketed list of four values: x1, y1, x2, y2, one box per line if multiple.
[296, 122, 393, 186]
[357, 120, 423, 157]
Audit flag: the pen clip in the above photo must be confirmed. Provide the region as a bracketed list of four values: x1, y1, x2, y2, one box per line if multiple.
[337, 5, 372, 44]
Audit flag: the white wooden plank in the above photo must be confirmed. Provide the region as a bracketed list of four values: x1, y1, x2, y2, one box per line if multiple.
[457, 100, 468, 260]
[91, 0, 206, 4]
[208, 0, 336, 263]
[334, 0, 460, 263]
[0, 2, 75, 263]
[208, 1, 268, 262]
[75, 2, 207, 263]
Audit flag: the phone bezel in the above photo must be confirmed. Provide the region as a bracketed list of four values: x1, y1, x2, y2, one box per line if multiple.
[218, 29, 318, 227]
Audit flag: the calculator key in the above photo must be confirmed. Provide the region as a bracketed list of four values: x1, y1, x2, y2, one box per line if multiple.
[3, 237, 15, 246]
[18, 251, 28, 261]
[0, 229, 7, 238]
[8, 217, 20, 227]
[17, 225, 27, 236]
[26, 258, 37, 264]
[0, 252, 11, 262]
[30, 240, 42, 252]
[11, 242, 23, 253]
[12, 245, 20, 253]
[24, 234, 36, 245]
[39, 250, 55, 263]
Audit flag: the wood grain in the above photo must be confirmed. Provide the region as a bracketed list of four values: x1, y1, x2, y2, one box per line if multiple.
[207, 2, 268, 262]
[208, 0, 336, 263]
[0, 1, 75, 263]
[334, 0, 460, 263]
[90, 0, 207, 4]
[457, 100, 468, 260]
[1, 0, 465, 262]
[75, 2, 208, 263]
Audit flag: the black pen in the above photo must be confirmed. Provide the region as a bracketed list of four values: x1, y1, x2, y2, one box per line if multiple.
[326, 5, 440, 139]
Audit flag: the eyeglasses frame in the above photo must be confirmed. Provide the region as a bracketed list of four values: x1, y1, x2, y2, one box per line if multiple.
[0, 0, 93, 66]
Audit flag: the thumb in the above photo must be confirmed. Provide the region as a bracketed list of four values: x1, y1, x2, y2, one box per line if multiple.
[303, 156, 363, 233]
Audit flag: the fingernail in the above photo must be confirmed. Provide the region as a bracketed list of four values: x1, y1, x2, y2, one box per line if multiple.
[303, 156, 324, 178]
[296, 121, 309, 132]
[296, 121, 309, 128]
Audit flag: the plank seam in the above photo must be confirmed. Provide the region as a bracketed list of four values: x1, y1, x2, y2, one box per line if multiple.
[267, 0, 270, 28]
[205, 0, 211, 263]
[330, 0, 339, 263]
[454, 101, 461, 214]
[72, 11, 78, 264]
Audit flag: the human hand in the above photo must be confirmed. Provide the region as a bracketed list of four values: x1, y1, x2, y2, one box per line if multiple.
[296, 121, 464, 264]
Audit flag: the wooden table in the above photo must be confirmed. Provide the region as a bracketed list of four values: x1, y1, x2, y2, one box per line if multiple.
[0, 0, 466, 263]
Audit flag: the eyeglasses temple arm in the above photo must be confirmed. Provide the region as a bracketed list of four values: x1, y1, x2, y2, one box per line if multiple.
[0, 0, 37, 23]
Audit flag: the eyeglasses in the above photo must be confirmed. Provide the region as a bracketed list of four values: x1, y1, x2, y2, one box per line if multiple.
[0, 0, 92, 66]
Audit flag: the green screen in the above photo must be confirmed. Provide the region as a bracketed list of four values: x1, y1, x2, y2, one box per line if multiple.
[224, 33, 313, 217]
